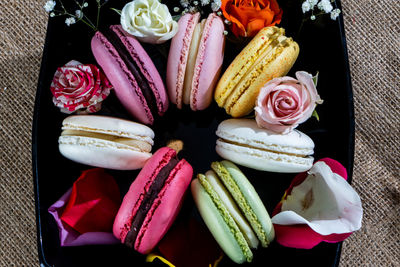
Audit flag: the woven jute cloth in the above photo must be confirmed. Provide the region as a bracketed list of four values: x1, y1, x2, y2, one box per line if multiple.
[0, 0, 398, 266]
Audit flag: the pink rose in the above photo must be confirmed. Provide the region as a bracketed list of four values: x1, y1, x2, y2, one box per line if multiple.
[255, 71, 323, 134]
[50, 60, 112, 114]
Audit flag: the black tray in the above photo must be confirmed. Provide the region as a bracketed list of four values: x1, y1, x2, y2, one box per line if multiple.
[32, 0, 354, 266]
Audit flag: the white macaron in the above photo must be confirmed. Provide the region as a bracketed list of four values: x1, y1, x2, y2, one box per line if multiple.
[59, 115, 154, 170]
[215, 119, 314, 173]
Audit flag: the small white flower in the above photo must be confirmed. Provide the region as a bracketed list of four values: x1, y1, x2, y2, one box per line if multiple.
[50, 12, 55, 17]
[173, 6, 180, 12]
[310, 15, 316, 20]
[302, 1, 311, 13]
[307, 0, 318, 8]
[200, 0, 210, 6]
[330, 8, 341, 20]
[193, 1, 199, 6]
[44, 1, 56, 12]
[317, 0, 333, 13]
[217, 11, 222, 16]
[65, 17, 76, 26]
[211, 0, 221, 11]
[83, 2, 89, 7]
[75, 10, 83, 19]
[223, 30, 228, 35]
[180, 0, 190, 8]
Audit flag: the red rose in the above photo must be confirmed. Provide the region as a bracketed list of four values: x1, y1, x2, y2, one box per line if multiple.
[50, 60, 112, 114]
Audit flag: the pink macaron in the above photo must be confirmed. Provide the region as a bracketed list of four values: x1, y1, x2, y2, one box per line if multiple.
[113, 147, 193, 254]
[166, 12, 225, 111]
[91, 25, 168, 125]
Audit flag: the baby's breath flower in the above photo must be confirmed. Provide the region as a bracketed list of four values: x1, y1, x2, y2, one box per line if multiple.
[223, 30, 228, 35]
[50, 12, 55, 17]
[211, 0, 221, 11]
[330, 8, 341, 20]
[200, 0, 210, 6]
[189, 6, 198, 13]
[75, 10, 83, 19]
[65, 17, 76, 26]
[193, 1, 199, 6]
[310, 15, 316, 20]
[217, 11, 222, 16]
[44, 0, 56, 13]
[83, 2, 89, 8]
[180, 0, 190, 8]
[317, 0, 333, 13]
[308, 0, 318, 8]
[302, 1, 311, 13]
[173, 6, 180, 12]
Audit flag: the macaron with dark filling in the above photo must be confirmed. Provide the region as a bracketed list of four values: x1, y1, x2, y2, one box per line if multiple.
[91, 25, 168, 125]
[113, 147, 193, 254]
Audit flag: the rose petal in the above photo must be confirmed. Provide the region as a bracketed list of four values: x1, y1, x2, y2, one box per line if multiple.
[48, 168, 121, 246]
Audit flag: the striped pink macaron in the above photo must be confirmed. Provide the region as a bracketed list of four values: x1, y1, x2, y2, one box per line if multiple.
[166, 13, 225, 111]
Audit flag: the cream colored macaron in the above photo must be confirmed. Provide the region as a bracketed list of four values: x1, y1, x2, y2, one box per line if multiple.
[215, 119, 314, 173]
[59, 115, 154, 170]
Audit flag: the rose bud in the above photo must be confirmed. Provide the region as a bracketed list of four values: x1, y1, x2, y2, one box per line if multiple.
[221, 0, 282, 37]
[271, 158, 363, 249]
[255, 71, 323, 134]
[50, 60, 112, 114]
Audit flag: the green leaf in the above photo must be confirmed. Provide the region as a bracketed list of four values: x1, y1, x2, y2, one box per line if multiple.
[312, 71, 319, 87]
[110, 8, 121, 15]
[312, 109, 320, 121]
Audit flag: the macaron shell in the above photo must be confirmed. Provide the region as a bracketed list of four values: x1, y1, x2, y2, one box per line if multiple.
[91, 31, 153, 124]
[190, 13, 225, 111]
[113, 147, 176, 241]
[135, 159, 193, 254]
[110, 25, 169, 116]
[191, 179, 249, 264]
[59, 136, 151, 170]
[220, 160, 275, 245]
[216, 139, 314, 172]
[166, 13, 200, 108]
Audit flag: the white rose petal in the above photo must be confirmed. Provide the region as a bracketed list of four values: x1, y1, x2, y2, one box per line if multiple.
[271, 161, 363, 235]
[121, 0, 179, 44]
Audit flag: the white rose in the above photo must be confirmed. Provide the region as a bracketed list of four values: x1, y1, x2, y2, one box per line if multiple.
[121, 0, 179, 44]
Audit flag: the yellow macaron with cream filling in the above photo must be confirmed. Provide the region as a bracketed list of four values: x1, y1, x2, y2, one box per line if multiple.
[214, 26, 299, 117]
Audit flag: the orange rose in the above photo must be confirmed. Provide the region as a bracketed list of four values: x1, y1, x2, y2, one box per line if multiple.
[221, 0, 283, 37]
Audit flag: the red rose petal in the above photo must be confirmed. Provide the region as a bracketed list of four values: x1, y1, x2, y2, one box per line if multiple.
[60, 168, 121, 234]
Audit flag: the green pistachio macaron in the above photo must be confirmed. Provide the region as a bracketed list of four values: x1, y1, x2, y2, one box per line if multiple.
[191, 160, 275, 264]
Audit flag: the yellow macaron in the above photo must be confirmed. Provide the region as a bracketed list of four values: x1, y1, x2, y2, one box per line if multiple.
[214, 27, 299, 117]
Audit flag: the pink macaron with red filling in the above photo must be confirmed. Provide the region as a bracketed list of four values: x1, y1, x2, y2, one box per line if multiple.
[91, 25, 168, 125]
[113, 147, 193, 254]
[166, 12, 225, 111]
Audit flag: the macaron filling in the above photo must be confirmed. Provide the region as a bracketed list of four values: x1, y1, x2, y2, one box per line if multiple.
[124, 155, 180, 248]
[103, 28, 158, 118]
[61, 129, 152, 152]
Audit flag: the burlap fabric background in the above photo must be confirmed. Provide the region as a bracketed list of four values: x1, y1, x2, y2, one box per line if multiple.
[0, 0, 398, 266]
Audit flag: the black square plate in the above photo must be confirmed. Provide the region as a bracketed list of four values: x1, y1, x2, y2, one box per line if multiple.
[32, 0, 354, 266]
